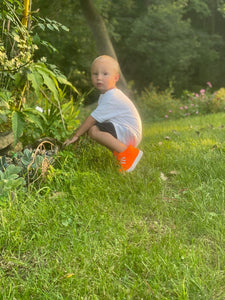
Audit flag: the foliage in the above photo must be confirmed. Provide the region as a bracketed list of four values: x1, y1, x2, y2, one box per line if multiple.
[137, 81, 225, 121]
[123, 2, 199, 90]
[32, 0, 225, 95]
[211, 87, 225, 112]
[0, 113, 225, 298]
[0, 164, 25, 199]
[33, 0, 97, 93]
[136, 83, 182, 121]
[23, 61, 81, 142]
[0, 141, 56, 193]
[0, 0, 81, 145]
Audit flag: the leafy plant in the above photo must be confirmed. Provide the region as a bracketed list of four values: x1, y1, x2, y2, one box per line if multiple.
[136, 83, 180, 121]
[0, 142, 56, 193]
[24, 62, 81, 141]
[0, 0, 81, 146]
[138, 81, 225, 122]
[211, 87, 225, 112]
[0, 164, 25, 199]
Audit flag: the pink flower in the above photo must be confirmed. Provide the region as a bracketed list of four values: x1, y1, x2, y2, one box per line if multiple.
[165, 115, 168, 118]
[195, 93, 199, 98]
[191, 103, 194, 106]
[196, 111, 199, 114]
[200, 89, 205, 95]
[169, 110, 172, 113]
[207, 81, 212, 88]
[184, 106, 188, 109]
[179, 106, 183, 110]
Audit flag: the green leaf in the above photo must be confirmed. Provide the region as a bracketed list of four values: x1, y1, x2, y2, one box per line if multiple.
[34, 63, 59, 100]
[27, 67, 43, 98]
[0, 90, 12, 103]
[47, 23, 54, 31]
[61, 25, 69, 32]
[12, 111, 25, 144]
[37, 23, 45, 31]
[52, 23, 59, 31]
[5, 164, 21, 177]
[0, 170, 4, 180]
[23, 108, 47, 132]
[56, 75, 79, 94]
[21, 149, 33, 166]
[39, 40, 58, 53]
[38, 69, 59, 100]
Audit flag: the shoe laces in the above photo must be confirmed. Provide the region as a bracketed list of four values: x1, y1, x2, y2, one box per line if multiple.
[120, 156, 126, 165]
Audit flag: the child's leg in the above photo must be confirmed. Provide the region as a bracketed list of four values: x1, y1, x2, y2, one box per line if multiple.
[88, 124, 127, 153]
[88, 122, 143, 172]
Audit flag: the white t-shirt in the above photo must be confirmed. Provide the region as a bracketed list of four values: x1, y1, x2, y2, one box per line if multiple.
[91, 88, 142, 147]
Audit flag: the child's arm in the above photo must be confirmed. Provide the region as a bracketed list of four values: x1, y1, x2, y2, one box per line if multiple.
[63, 115, 96, 146]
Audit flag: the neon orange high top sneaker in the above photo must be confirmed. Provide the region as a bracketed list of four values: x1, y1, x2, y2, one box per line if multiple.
[117, 145, 143, 172]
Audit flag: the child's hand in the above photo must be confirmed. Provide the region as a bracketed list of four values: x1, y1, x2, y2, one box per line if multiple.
[63, 136, 79, 147]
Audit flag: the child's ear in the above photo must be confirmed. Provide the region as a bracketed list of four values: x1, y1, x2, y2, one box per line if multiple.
[115, 73, 119, 82]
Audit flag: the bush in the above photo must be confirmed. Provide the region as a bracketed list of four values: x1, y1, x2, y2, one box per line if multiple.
[211, 88, 225, 113]
[136, 84, 183, 122]
[137, 81, 225, 122]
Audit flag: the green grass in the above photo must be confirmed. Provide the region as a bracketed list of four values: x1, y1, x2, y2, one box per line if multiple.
[1, 112, 225, 299]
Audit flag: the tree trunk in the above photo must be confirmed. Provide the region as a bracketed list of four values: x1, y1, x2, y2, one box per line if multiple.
[79, 0, 128, 92]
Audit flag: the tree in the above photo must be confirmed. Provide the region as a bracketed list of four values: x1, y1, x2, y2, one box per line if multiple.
[107, 0, 225, 92]
[79, 0, 128, 92]
[32, 0, 225, 94]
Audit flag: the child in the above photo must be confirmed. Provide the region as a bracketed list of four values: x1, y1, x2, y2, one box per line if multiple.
[63, 55, 143, 172]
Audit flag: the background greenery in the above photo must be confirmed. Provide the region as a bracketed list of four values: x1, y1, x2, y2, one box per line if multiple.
[33, 0, 225, 95]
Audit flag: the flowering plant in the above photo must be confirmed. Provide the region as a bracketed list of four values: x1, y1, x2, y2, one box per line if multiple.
[164, 82, 216, 119]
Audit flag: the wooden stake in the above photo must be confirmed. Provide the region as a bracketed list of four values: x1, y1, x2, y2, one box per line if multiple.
[22, 0, 30, 27]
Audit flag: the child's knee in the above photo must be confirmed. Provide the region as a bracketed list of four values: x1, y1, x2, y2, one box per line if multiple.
[88, 125, 98, 140]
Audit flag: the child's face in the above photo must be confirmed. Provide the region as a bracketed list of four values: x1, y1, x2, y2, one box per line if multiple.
[91, 58, 119, 94]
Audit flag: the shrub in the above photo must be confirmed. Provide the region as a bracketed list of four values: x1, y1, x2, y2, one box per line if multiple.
[137, 81, 225, 121]
[136, 84, 182, 122]
[211, 88, 225, 112]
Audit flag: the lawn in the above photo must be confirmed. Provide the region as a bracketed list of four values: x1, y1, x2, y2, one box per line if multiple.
[0, 112, 225, 299]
